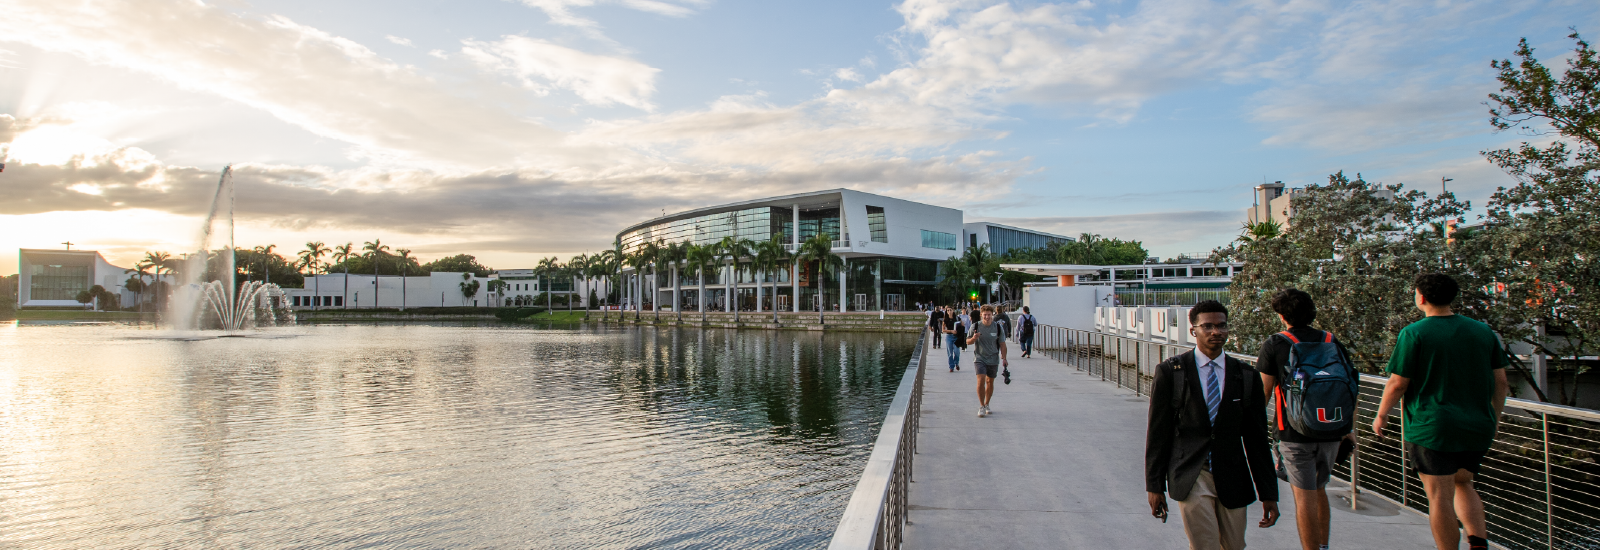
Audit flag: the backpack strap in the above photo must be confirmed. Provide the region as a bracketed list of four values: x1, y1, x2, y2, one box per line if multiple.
[1278, 330, 1300, 344]
[1323, 331, 1333, 343]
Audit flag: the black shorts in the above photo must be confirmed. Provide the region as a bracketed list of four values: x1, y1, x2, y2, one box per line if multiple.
[1406, 442, 1487, 476]
[974, 360, 999, 378]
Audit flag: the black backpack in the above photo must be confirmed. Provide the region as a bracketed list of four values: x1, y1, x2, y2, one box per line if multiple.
[1274, 331, 1357, 438]
[1020, 315, 1035, 336]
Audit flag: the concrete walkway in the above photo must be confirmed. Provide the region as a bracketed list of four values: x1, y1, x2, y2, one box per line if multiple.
[904, 347, 1437, 549]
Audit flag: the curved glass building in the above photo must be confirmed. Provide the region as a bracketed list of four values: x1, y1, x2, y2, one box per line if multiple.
[614, 189, 1069, 313]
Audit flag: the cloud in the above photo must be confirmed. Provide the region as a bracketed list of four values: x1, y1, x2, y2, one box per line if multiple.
[0, 0, 564, 168]
[385, 35, 413, 47]
[461, 36, 660, 111]
[513, 0, 705, 29]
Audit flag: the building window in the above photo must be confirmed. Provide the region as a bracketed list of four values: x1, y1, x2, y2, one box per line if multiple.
[920, 230, 956, 250]
[29, 264, 90, 301]
[866, 206, 888, 243]
[969, 233, 978, 249]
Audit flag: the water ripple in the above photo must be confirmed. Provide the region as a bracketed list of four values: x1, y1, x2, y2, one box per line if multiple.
[0, 323, 912, 549]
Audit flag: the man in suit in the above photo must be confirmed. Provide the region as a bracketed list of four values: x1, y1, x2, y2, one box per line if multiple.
[1146, 300, 1280, 549]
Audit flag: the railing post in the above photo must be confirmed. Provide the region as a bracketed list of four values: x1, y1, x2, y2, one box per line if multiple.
[1544, 412, 1553, 548]
[1400, 404, 1407, 508]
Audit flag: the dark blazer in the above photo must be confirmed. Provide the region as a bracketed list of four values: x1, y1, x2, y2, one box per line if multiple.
[1144, 350, 1277, 509]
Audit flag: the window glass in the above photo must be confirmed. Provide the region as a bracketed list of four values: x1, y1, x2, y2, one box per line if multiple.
[920, 230, 956, 250]
[866, 206, 888, 243]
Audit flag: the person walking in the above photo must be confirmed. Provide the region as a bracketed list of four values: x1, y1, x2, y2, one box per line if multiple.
[941, 305, 962, 372]
[1015, 306, 1036, 358]
[928, 304, 945, 350]
[1373, 274, 1508, 550]
[1146, 300, 1279, 549]
[1256, 289, 1357, 550]
[966, 304, 1007, 417]
[994, 305, 1012, 346]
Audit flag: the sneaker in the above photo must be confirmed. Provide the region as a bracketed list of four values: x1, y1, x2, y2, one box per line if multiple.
[978, 407, 986, 418]
[984, 406, 992, 415]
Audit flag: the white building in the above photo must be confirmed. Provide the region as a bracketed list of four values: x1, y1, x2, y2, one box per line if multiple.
[283, 270, 604, 309]
[16, 248, 150, 309]
[963, 222, 1072, 256]
[615, 188, 1068, 312]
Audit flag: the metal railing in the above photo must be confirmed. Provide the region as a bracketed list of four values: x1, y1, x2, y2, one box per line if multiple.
[1031, 324, 1600, 550]
[828, 331, 929, 550]
[1111, 289, 1231, 307]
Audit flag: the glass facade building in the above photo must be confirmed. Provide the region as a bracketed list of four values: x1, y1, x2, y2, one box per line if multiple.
[984, 225, 1069, 256]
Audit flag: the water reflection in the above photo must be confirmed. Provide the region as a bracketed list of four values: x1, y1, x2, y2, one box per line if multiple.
[0, 323, 914, 549]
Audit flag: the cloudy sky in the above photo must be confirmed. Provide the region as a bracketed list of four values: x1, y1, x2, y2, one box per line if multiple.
[2, 0, 1596, 274]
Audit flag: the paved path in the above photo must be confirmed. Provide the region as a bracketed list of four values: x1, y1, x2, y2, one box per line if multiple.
[904, 346, 1437, 549]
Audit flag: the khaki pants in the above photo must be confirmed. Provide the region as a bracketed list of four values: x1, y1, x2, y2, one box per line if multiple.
[1178, 470, 1248, 550]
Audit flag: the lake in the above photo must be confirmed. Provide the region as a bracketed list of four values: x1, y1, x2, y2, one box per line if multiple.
[0, 322, 916, 549]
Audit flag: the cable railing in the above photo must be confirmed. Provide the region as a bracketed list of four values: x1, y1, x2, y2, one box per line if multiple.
[1031, 324, 1600, 550]
[828, 330, 929, 550]
[1110, 289, 1232, 307]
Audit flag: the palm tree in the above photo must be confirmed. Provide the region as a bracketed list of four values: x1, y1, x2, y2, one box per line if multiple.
[333, 243, 355, 308]
[568, 253, 589, 314]
[124, 263, 152, 312]
[753, 235, 791, 325]
[962, 243, 998, 303]
[536, 256, 560, 314]
[659, 241, 684, 319]
[487, 279, 508, 307]
[396, 248, 413, 311]
[363, 239, 390, 309]
[625, 251, 649, 320]
[298, 241, 328, 311]
[684, 243, 713, 323]
[459, 272, 480, 305]
[143, 251, 173, 317]
[795, 233, 842, 324]
[642, 240, 667, 321]
[253, 244, 277, 285]
[1238, 219, 1284, 242]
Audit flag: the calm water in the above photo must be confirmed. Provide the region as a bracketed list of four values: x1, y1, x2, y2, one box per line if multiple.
[0, 322, 916, 549]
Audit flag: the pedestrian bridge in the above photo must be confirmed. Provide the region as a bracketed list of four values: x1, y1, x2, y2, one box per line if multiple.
[829, 330, 1600, 550]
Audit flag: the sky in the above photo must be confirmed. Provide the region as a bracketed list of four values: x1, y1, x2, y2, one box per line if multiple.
[2, 0, 1597, 274]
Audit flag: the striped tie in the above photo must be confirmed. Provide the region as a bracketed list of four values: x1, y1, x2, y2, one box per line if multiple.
[1205, 360, 1221, 423]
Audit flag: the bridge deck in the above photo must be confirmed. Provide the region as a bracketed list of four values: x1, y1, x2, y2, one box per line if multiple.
[904, 348, 1438, 549]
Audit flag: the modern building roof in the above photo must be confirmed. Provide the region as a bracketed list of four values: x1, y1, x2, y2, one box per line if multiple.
[616, 188, 941, 238]
[998, 264, 1102, 276]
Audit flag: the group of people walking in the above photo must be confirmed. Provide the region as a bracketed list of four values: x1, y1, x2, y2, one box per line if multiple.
[1145, 273, 1509, 550]
[925, 304, 1037, 417]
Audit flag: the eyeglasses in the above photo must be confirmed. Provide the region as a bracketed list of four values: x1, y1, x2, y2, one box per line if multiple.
[1196, 323, 1230, 332]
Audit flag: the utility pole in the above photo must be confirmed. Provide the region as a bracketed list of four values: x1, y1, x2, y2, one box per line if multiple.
[62, 241, 74, 250]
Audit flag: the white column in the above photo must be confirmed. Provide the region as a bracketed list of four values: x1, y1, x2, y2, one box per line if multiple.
[793, 202, 800, 313]
[838, 258, 847, 312]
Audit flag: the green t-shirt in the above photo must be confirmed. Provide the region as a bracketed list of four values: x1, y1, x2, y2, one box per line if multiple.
[1385, 315, 1508, 452]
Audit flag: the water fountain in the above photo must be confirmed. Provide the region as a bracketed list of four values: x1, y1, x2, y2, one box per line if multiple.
[167, 166, 294, 330]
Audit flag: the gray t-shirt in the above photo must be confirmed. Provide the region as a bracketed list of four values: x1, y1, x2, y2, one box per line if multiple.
[974, 320, 1002, 365]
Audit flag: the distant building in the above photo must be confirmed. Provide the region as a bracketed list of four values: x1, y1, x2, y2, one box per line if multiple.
[1247, 180, 1396, 229]
[16, 248, 141, 308]
[614, 188, 1070, 312]
[962, 222, 1073, 256]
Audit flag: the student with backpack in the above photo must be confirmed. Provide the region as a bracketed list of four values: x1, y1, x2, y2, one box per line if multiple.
[1016, 306, 1036, 358]
[1256, 289, 1358, 550]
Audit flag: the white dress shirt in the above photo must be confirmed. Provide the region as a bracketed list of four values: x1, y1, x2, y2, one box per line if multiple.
[1194, 347, 1225, 403]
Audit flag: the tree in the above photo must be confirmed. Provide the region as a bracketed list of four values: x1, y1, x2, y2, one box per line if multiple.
[124, 262, 152, 312]
[1464, 31, 1600, 404]
[363, 239, 390, 308]
[143, 251, 173, 316]
[298, 242, 328, 311]
[536, 256, 561, 315]
[1216, 171, 1469, 372]
[1237, 220, 1284, 243]
[333, 243, 355, 308]
[795, 233, 842, 323]
[459, 273, 480, 305]
[962, 243, 1000, 303]
[625, 251, 649, 320]
[486, 279, 509, 307]
[254, 244, 277, 285]
[396, 248, 413, 311]
[638, 240, 663, 321]
[753, 235, 791, 324]
[420, 254, 492, 277]
[685, 242, 714, 322]
[568, 253, 590, 314]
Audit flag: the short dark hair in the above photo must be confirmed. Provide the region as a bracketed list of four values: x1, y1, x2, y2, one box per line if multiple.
[1271, 288, 1316, 327]
[1415, 273, 1459, 306]
[1189, 300, 1229, 324]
